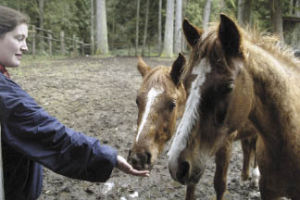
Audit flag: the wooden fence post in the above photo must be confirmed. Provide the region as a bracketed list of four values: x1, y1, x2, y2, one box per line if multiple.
[32, 25, 36, 56]
[48, 32, 52, 56]
[81, 42, 84, 56]
[72, 34, 78, 56]
[60, 31, 65, 55]
[0, 126, 5, 200]
[31, 26, 91, 56]
[73, 35, 76, 51]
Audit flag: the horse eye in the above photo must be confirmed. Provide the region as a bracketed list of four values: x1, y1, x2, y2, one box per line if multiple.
[168, 101, 176, 111]
[214, 100, 228, 126]
[219, 83, 234, 95]
[136, 98, 140, 106]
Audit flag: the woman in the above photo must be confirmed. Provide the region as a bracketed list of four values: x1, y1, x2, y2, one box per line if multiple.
[0, 5, 149, 200]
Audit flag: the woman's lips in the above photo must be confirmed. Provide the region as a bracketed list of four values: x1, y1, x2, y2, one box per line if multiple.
[15, 54, 22, 60]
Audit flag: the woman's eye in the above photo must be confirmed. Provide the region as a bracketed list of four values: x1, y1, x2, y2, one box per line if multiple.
[15, 35, 24, 41]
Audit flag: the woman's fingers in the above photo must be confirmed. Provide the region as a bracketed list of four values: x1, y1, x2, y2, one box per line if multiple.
[116, 155, 150, 177]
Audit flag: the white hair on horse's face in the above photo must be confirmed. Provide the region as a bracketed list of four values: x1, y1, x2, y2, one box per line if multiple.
[136, 87, 164, 142]
[168, 58, 211, 160]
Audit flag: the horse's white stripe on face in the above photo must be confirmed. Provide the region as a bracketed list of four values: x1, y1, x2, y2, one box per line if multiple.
[168, 58, 211, 159]
[251, 166, 260, 187]
[136, 87, 164, 142]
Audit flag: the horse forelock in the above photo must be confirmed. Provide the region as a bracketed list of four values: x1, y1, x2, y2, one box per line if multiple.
[143, 66, 171, 90]
[183, 29, 219, 81]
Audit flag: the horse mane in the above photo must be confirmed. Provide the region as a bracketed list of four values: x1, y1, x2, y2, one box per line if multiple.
[240, 28, 300, 69]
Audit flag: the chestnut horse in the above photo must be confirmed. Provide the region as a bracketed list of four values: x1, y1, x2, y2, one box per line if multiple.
[168, 14, 300, 199]
[127, 55, 258, 200]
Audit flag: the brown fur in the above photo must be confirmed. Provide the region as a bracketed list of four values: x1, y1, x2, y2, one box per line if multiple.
[173, 14, 300, 199]
[128, 56, 258, 200]
[128, 56, 187, 171]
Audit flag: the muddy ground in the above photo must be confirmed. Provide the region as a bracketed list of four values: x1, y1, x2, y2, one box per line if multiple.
[10, 56, 261, 200]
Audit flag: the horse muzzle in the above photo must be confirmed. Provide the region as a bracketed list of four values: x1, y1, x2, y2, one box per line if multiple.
[168, 155, 204, 185]
[127, 150, 152, 170]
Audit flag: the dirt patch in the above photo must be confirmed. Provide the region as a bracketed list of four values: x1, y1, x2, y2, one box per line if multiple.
[11, 56, 260, 200]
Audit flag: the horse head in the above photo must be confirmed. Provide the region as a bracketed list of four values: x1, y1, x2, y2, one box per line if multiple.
[168, 14, 254, 185]
[128, 54, 187, 170]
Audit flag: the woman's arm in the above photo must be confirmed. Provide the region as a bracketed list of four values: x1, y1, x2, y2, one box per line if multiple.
[0, 74, 117, 182]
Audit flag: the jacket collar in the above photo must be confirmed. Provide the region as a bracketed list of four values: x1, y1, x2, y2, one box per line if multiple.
[0, 64, 10, 79]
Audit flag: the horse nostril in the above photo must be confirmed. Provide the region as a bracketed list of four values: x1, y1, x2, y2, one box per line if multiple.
[176, 161, 190, 182]
[127, 151, 138, 166]
[127, 150, 132, 159]
[145, 151, 152, 164]
[131, 157, 138, 166]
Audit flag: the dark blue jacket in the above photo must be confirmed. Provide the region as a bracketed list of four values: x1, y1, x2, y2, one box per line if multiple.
[0, 73, 118, 200]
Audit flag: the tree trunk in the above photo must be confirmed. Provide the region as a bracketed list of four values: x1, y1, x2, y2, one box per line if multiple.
[181, 0, 188, 52]
[291, 0, 300, 49]
[174, 0, 182, 54]
[162, 0, 174, 57]
[135, 0, 140, 56]
[289, 0, 294, 14]
[202, 0, 212, 30]
[158, 0, 162, 55]
[38, 0, 44, 31]
[96, 0, 109, 54]
[219, 0, 226, 12]
[142, 0, 150, 56]
[269, 0, 284, 42]
[238, 0, 252, 27]
[90, 0, 95, 55]
[38, 0, 45, 52]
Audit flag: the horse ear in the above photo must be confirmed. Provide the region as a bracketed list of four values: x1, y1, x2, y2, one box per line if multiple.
[170, 53, 186, 86]
[218, 14, 241, 57]
[183, 19, 202, 47]
[137, 56, 151, 77]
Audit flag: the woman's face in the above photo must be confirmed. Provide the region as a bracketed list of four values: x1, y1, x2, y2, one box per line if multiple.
[0, 23, 28, 67]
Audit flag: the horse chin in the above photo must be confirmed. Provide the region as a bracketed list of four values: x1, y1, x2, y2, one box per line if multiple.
[132, 163, 153, 171]
[146, 164, 154, 171]
[188, 168, 205, 185]
[179, 169, 204, 185]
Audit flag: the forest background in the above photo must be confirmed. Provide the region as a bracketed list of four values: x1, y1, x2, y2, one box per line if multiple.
[0, 0, 299, 57]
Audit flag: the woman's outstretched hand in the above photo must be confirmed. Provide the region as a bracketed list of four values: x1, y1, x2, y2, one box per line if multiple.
[116, 155, 150, 177]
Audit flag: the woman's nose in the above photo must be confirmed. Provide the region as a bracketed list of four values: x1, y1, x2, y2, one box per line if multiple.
[21, 41, 28, 52]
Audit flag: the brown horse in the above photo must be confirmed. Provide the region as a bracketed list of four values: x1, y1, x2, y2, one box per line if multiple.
[128, 54, 187, 171]
[127, 55, 258, 200]
[168, 14, 300, 200]
[127, 55, 198, 199]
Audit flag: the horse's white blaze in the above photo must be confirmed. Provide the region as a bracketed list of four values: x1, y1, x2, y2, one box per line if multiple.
[251, 166, 260, 187]
[168, 58, 211, 159]
[136, 87, 164, 142]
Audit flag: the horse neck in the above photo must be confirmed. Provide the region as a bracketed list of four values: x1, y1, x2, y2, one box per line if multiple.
[245, 42, 300, 153]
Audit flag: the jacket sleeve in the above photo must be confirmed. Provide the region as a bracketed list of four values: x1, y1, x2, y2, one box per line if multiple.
[0, 75, 118, 182]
